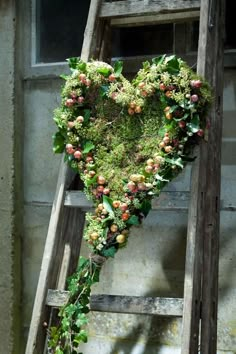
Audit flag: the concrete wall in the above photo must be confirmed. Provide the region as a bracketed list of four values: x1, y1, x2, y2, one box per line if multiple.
[0, 0, 22, 353]
[21, 69, 236, 354]
[0, 1, 236, 352]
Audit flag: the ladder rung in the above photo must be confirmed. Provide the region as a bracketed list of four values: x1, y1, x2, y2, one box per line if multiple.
[64, 190, 190, 211]
[64, 191, 235, 212]
[46, 290, 183, 317]
[111, 11, 200, 27]
[100, 0, 200, 19]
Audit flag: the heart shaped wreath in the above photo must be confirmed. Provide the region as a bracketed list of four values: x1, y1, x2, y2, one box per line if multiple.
[49, 55, 211, 353]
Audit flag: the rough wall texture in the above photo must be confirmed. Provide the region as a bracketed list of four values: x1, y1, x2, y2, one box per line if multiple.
[1, 2, 236, 351]
[0, 0, 22, 353]
[21, 69, 236, 354]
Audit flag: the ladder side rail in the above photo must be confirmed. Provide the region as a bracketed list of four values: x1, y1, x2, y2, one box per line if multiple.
[25, 159, 73, 353]
[198, 0, 225, 353]
[25, 1, 103, 352]
[181, 144, 207, 354]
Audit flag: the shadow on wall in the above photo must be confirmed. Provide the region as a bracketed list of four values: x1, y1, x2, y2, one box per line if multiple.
[110, 226, 187, 354]
[109, 215, 236, 353]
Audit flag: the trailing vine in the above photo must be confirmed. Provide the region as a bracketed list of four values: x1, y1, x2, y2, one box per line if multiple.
[49, 55, 211, 353]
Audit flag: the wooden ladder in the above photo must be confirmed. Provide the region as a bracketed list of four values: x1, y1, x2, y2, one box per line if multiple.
[25, 0, 224, 353]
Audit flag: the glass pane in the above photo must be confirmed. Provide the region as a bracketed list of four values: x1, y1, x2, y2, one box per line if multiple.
[36, 0, 90, 63]
[112, 24, 173, 57]
[225, 1, 236, 50]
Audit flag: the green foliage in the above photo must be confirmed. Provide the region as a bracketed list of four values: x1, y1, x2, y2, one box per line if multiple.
[66, 57, 79, 69]
[49, 56, 212, 353]
[114, 60, 123, 77]
[53, 131, 65, 153]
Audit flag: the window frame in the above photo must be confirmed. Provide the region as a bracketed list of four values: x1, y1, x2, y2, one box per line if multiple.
[24, 0, 236, 81]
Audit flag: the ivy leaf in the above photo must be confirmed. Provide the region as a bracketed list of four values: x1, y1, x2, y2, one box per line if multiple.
[158, 127, 166, 138]
[152, 55, 166, 66]
[83, 109, 91, 124]
[83, 141, 95, 154]
[102, 195, 114, 217]
[55, 348, 64, 354]
[127, 215, 140, 225]
[165, 157, 184, 169]
[114, 60, 123, 77]
[140, 199, 152, 217]
[181, 155, 196, 162]
[60, 74, 69, 80]
[165, 55, 180, 74]
[91, 268, 100, 283]
[85, 174, 97, 187]
[169, 105, 179, 113]
[101, 246, 117, 258]
[99, 85, 109, 97]
[142, 60, 151, 71]
[78, 256, 88, 270]
[78, 60, 87, 72]
[97, 67, 111, 77]
[66, 57, 79, 69]
[75, 314, 88, 328]
[155, 173, 169, 182]
[53, 132, 65, 153]
[74, 330, 88, 344]
[187, 114, 200, 133]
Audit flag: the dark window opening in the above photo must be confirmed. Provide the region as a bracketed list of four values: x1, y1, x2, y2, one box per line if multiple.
[225, 1, 236, 50]
[36, 0, 90, 63]
[112, 24, 173, 57]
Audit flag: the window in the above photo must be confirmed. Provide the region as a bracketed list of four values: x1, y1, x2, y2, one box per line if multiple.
[112, 24, 173, 57]
[36, 0, 90, 63]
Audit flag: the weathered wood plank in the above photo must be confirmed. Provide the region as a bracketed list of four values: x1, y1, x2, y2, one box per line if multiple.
[198, 0, 225, 353]
[46, 290, 70, 307]
[181, 144, 207, 354]
[81, 0, 103, 62]
[64, 190, 234, 212]
[46, 291, 183, 317]
[26, 1, 103, 353]
[64, 190, 191, 211]
[110, 10, 200, 27]
[25, 159, 74, 354]
[100, 0, 200, 19]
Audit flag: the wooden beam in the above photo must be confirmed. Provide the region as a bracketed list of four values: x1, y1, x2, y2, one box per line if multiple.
[100, 0, 200, 19]
[197, 0, 225, 353]
[25, 1, 103, 353]
[110, 11, 200, 27]
[181, 145, 206, 354]
[64, 190, 234, 212]
[25, 159, 74, 354]
[64, 190, 190, 211]
[46, 291, 183, 317]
